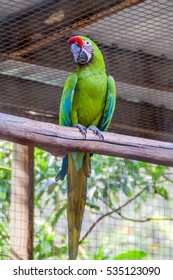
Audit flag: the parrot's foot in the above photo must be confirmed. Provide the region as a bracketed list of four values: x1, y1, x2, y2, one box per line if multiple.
[88, 125, 104, 140]
[74, 124, 87, 138]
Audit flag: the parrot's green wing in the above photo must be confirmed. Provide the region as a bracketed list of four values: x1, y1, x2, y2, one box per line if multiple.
[59, 73, 78, 126]
[57, 73, 78, 181]
[99, 75, 116, 132]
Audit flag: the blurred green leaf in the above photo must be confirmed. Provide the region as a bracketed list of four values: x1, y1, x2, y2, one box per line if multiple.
[50, 204, 67, 226]
[114, 250, 147, 260]
[86, 198, 100, 210]
[94, 246, 109, 260]
[122, 184, 131, 196]
[0, 191, 6, 201]
[154, 186, 169, 200]
[0, 222, 8, 236]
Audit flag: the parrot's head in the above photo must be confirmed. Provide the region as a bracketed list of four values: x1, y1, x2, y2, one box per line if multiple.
[68, 36, 97, 66]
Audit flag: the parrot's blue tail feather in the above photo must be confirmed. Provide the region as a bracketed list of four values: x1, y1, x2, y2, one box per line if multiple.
[55, 155, 68, 181]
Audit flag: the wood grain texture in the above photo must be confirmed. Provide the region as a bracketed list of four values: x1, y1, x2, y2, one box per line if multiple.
[0, 113, 173, 166]
[10, 144, 34, 260]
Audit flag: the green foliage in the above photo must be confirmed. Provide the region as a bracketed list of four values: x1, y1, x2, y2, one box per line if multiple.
[114, 250, 147, 260]
[153, 186, 169, 200]
[94, 247, 147, 260]
[94, 246, 110, 260]
[33, 152, 172, 260]
[0, 141, 172, 260]
[34, 148, 67, 259]
[0, 141, 12, 259]
[88, 155, 168, 210]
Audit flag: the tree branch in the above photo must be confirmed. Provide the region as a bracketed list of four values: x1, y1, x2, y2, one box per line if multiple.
[79, 187, 146, 243]
[114, 211, 173, 223]
[80, 187, 173, 243]
[0, 113, 173, 167]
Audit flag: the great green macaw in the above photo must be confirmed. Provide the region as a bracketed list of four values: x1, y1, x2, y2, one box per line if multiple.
[57, 36, 116, 259]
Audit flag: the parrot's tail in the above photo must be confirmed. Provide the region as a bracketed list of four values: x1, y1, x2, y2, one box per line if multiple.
[67, 153, 90, 260]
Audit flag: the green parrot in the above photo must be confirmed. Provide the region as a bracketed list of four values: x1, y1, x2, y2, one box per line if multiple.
[57, 36, 116, 259]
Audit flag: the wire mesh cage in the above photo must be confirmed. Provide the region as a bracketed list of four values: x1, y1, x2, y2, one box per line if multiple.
[0, 0, 173, 260]
[1, 142, 173, 260]
[0, 0, 173, 140]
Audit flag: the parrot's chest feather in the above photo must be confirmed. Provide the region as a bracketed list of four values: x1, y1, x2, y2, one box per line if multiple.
[71, 71, 107, 127]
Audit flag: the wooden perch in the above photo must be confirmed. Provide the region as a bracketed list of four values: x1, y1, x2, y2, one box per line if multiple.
[0, 113, 173, 167]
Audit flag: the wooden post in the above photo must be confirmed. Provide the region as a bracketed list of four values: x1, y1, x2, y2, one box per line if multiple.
[10, 144, 34, 260]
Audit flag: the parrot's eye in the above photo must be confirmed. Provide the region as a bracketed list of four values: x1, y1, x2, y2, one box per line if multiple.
[86, 41, 91, 46]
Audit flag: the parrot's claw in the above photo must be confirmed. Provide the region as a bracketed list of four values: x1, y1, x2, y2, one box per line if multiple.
[88, 125, 104, 140]
[74, 124, 87, 138]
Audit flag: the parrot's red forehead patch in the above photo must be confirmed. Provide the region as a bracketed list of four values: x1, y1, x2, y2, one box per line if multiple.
[68, 36, 83, 46]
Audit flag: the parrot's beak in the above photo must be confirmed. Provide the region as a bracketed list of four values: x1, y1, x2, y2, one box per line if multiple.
[70, 43, 82, 64]
[70, 43, 92, 65]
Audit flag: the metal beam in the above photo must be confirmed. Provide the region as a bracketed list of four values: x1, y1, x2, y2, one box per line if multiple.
[0, 74, 173, 142]
[0, 0, 145, 57]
